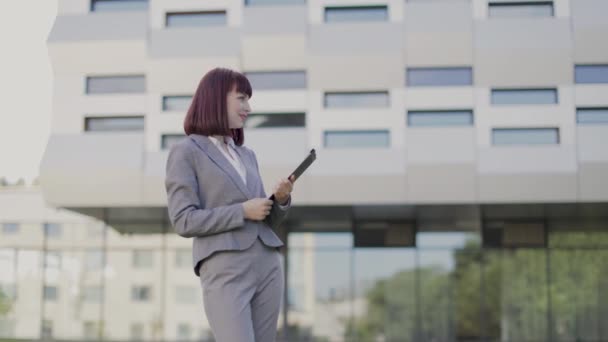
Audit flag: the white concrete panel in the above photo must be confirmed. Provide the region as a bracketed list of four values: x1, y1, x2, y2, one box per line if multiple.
[243, 5, 307, 34]
[478, 145, 578, 174]
[148, 28, 241, 58]
[58, 0, 89, 15]
[48, 12, 147, 42]
[49, 41, 147, 74]
[147, 58, 240, 94]
[577, 127, 608, 162]
[248, 90, 308, 113]
[479, 173, 578, 202]
[142, 151, 168, 205]
[404, 0, 473, 66]
[578, 163, 608, 201]
[575, 85, 608, 107]
[246, 129, 310, 165]
[474, 18, 572, 87]
[406, 128, 476, 163]
[309, 55, 403, 90]
[149, 0, 242, 29]
[310, 23, 403, 55]
[241, 35, 308, 71]
[571, 0, 608, 63]
[407, 164, 477, 203]
[405, 88, 475, 109]
[312, 148, 406, 175]
[39, 133, 145, 207]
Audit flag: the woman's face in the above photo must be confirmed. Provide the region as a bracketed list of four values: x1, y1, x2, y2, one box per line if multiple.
[226, 86, 251, 129]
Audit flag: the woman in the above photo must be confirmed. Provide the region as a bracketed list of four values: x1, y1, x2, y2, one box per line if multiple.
[165, 67, 294, 342]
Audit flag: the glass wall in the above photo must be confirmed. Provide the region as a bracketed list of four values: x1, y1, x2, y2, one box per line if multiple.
[1, 219, 607, 341]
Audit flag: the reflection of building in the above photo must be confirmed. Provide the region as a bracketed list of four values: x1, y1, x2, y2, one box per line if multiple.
[36, 0, 608, 341]
[0, 186, 212, 341]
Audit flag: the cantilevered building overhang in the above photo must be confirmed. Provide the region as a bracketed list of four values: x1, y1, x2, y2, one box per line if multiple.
[39, 0, 608, 243]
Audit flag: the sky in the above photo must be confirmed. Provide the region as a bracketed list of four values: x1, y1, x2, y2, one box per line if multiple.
[0, 1, 58, 184]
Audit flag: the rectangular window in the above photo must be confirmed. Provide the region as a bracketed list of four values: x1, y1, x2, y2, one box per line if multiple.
[174, 249, 190, 268]
[0, 283, 17, 300]
[177, 323, 191, 340]
[45, 251, 62, 270]
[244, 71, 307, 90]
[162, 95, 192, 111]
[86, 75, 145, 94]
[90, 0, 148, 12]
[492, 128, 559, 145]
[43, 223, 61, 238]
[161, 134, 186, 150]
[131, 286, 152, 301]
[130, 323, 144, 340]
[491, 88, 558, 105]
[41, 320, 53, 340]
[407, 110, 474, 127]
[245, 0, 305, 5]
[175, 286, 197, 304]
[488, 1, 554, 17]
[406, 67, 473, 87]
[245, 113, 306, 128]
[575, 65, 608, 84]
[83, 321, 99, 340]
[166, 11, 227, 28]
[132, 250, 154, 268]
[85, 116, 145, 132]
[577, 108, 608, 124]
[2, 223, 19, 235]
[85, 249, 104, 270]
[324, 91, 390, 108]
[43, 286, 58, 301]
[324, 130, 390, 148]
[83, 286, 103, 302]
[324, 6, 388, 22]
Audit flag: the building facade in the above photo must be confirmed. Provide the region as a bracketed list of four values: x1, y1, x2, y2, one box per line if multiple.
[30, 0, 608, 340]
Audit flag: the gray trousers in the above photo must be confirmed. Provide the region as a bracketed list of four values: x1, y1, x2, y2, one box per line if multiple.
[198, 237, 284, 342]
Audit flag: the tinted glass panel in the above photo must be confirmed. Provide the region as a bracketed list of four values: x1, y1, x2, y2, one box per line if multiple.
[491, 89, 557, 105]
[577, 108, 608, 124]
[162, 96, 192, 111]
[324, 92, 389, 108]
[245, 71, 307, 90]
[324, 130, 390, 148]
[166, 12, 227, 28]
[325, 6, 388, 22]
[407, 110, 474, 127]
[85, 116, 144, 132]
[492, 128, 559, 145]
[245, 113, 305, 128]
[91, 0, 148, 12]
[161, 134, 186, 150]
[488, 2, 554, 17]
[407, 67, 473, 86]
[575, 65, 608, 84]
[86, 75, 145, 94]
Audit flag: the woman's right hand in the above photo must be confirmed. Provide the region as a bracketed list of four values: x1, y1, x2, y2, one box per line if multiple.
[242, 198, 273, 221]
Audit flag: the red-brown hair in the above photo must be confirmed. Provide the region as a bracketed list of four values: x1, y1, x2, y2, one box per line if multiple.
[184, 67, 252, 146]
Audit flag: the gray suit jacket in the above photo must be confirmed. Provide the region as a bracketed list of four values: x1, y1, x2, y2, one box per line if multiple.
[165, 134, 289, 276]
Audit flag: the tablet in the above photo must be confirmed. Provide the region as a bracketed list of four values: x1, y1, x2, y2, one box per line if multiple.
[269, 149, 316, 201]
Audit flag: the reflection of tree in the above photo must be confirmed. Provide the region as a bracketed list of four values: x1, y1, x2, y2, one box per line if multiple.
[0, 289, 11, 316]
[348, 234, 608, 341]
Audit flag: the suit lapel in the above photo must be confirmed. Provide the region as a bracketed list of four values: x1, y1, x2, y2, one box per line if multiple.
[188, 134, 252, 199]
[234, 146, 259, 197]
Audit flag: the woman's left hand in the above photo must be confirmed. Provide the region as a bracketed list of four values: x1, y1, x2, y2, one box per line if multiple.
[273, 175, 295, 205]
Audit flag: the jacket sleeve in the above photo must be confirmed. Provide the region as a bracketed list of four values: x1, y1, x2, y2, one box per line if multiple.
[250, 149, 291, 230]
[165, 142, 245, 238]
